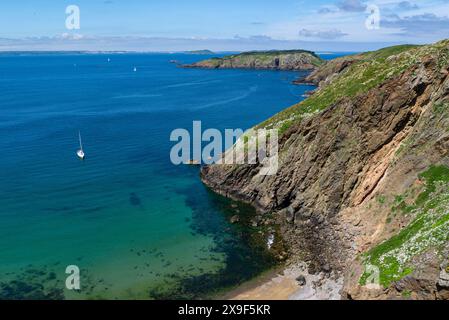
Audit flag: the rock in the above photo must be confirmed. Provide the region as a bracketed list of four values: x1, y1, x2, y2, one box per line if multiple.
[394, 279, 407, 292]
[303, 210, 313, 219]
[296, 54, 362, 86]
[317, 215, 325, 225]
[353, 217, 362, 227]
[230, 215, 240, 224]
[438, 265, 449, 288]
[322, 264, 331, 273]
[296, 275, 307, 286]
[279, 208, 294, 224]
[183, 50, 324, 71]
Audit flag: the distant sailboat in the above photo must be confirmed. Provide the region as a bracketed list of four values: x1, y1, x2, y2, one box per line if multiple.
[77, 131, 85, 160]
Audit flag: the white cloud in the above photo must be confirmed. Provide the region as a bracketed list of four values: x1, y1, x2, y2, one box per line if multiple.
[337, 0, 367, 12]
[0, 0, 447, 51]
[265, 0, 449, 43]
[58, 33, 85, 40]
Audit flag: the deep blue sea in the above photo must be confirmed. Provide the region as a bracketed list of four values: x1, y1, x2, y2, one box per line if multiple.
[0, 52, 347, 299]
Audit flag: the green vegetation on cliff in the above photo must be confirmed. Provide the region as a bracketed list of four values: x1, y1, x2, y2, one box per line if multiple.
[216, 49, 322, 60]
[184, 49, 324, 70]
[258, 42, 449, 135]
[360, 165, 449, 287]
[183, 49, 215, 55]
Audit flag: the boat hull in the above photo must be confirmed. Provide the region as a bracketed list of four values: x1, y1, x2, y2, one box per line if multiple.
[77, 150, 85, 160]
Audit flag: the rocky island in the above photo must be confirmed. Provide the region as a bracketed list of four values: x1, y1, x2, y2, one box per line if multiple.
[182, 49, 215, 55]
[183, 50, 324, 71]
[201, 40, 449, 300]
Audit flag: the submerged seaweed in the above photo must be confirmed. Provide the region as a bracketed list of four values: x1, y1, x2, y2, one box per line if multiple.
[145, 184, 279, 299]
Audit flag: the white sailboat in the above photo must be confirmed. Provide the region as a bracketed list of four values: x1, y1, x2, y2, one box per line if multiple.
[77, 131, 85, 160]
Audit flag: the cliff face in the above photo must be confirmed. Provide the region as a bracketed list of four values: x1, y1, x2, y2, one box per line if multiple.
[201, 40, 449, 299]
[184, 50, 324, 71]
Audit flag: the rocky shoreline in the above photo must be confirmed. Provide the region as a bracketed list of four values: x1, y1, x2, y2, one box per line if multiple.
[223, 262, 343, 300]
[201, 40, 449, 300]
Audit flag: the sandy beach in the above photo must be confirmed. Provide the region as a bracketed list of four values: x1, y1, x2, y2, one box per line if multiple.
[223, 264, 343, 300]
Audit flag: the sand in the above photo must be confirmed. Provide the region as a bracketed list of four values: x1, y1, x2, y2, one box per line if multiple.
[225, 264, 343, 300]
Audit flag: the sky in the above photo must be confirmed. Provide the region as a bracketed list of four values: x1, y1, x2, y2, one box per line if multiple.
[0, 0, 448, 51]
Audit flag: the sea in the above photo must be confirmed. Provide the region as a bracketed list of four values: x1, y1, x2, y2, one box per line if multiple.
[0, 52, 347, 299]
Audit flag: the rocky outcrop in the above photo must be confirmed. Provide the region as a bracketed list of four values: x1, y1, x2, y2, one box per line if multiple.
[201, 40, 449, 299]
[183, 50, 324, 71]
[293, 54, 361, 86]
[293, 45, 420, 90]
[183, 49, 215, 55]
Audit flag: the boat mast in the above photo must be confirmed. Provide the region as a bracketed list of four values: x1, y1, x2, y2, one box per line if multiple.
[78, 131, 83, 151]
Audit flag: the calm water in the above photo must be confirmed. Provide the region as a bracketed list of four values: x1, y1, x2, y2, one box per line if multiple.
[0, 52, 344, 299]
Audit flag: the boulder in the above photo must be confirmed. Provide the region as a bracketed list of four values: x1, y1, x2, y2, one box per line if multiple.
[296, 275, 307, 286]
[230, 215, 240, 224]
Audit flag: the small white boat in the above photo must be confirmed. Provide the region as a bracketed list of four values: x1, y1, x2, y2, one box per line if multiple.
[77, 131, 85, 160]
[77, 149, 85, 160]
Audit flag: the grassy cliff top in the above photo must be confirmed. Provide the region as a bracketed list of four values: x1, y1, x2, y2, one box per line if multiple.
[258, 41, 449, 134]
[186, 49, 325, 69]
[218, 49, 322, 59]
[183, 49, 215, 55]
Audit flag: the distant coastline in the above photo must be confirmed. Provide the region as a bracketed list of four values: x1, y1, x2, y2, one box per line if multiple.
[183, 49, 324, 71]
[0, 50, 228, 55]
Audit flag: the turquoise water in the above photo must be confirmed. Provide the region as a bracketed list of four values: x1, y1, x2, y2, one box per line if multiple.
[0, 52, 329, 299]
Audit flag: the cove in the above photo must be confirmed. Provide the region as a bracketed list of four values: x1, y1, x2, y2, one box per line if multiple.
[0, 52, 341, 299]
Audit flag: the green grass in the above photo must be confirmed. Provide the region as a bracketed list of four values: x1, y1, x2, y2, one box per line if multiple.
[258, 40, 449, 133]
[433, 102, 449, 116]
[401, 290, 412, 298]
[199, 50, 325, 68]
[377, 195, 387, 205]
[362, 44, 419, 60]
[226, 49, 322, 58]
[416, 165, 449, 204]
[360, 165, 449, 287]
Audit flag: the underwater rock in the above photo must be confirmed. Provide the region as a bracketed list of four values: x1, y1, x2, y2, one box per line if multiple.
[230, 215, 240, 224]
[129, 193, 142, 207]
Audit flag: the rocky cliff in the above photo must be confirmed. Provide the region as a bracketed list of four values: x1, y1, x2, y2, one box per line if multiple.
[183, 50, 324, 71]
[201, 40, 449, 300]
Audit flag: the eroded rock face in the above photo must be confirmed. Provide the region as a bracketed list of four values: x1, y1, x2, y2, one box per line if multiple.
[293, 54, 362, 86]
[201, 41, 449, 299]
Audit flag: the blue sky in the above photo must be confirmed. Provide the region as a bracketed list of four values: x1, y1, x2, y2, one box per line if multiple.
[0, 0, 448, 51]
